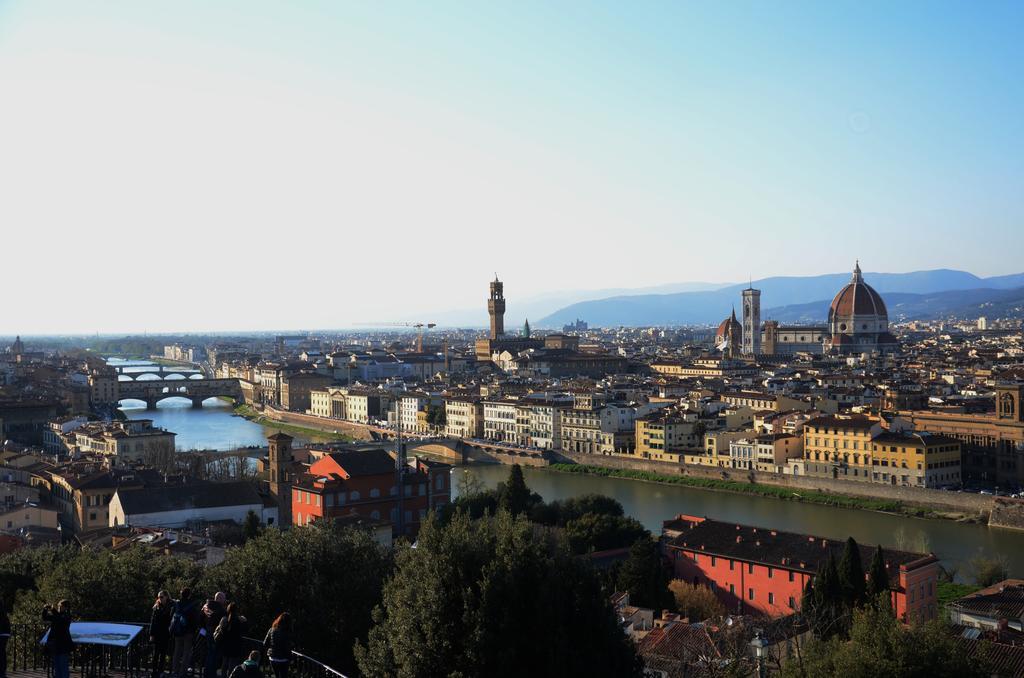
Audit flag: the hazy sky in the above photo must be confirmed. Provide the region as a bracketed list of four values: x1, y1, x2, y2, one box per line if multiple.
[2, 2, 1022, 333]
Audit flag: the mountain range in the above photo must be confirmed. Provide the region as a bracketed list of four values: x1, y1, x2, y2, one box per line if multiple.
[537, 269, 1024, 327]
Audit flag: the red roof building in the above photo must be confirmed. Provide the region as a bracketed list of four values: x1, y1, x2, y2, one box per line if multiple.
[661, 515, 939, 623]
[291, 448, 450, 538]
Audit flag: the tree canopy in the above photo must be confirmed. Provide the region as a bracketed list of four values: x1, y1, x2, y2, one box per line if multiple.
[355, 510, 643, 678]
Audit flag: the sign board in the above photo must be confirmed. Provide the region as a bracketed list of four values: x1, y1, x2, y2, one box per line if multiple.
[41, 622, 144, 648]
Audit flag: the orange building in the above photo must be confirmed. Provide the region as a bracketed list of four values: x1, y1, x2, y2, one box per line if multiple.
[291, 448, 450, 538]
[661, 515, 939, 622]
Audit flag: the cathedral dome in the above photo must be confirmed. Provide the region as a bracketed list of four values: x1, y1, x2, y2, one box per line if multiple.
[715, 310, 742, 345]
[825, 262, 897, 354]
[829, 262, 888, 320]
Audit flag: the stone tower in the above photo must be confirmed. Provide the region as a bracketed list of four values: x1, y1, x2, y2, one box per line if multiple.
[267, 432, 294, 527]
[488, 276, 506, 339]
[742, 286, 761, 356]
[762, 320, 779, 355]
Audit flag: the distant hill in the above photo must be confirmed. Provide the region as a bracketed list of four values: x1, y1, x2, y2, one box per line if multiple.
[537, 269, 1024, 327]
[764, 287, 1024, 324]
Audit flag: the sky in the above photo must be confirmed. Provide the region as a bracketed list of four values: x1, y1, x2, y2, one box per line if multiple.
[1, 1, 1022, 333]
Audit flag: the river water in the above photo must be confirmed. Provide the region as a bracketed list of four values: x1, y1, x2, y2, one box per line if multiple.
[107, 359, 1024, 577]
[111, 358, 285, 450]
[459, 464, 1024, 578]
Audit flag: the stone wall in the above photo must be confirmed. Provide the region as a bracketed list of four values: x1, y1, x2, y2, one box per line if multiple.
[550, 451, 1001, 514]
[258, 408, 376, 441]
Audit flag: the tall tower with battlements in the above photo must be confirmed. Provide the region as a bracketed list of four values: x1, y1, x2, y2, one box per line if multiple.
[488, 276, 506, 339]
[742, 286, 761, 356]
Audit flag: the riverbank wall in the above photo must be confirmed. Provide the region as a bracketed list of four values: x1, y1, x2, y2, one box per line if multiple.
[989, 500, 1024, 531]
[244, 407, 376, 441]
[550, 451, 1002, 515]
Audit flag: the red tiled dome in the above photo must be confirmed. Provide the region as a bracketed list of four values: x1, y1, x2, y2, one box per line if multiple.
[715, 311, 742, 343]
[828, 262, 887, 320]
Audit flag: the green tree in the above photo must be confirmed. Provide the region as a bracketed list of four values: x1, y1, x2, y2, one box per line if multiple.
[806, 553, 846, 639]
[355, 511, 642, 678]
[564, 513, 649, 555]
[782, 599, 989, 678]
[616, 538, 672, 611]
[202, 520, 390, 674]
[866, 545, 890, 605]
[837, 537, 866, 609]
[10, 546, 199, 627]
[242, 509, 262, 541]
[531, 493, 625, 526]
[497, 464, 540, 516]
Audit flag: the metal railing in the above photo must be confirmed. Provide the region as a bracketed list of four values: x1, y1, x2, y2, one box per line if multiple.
[6, 623, 348, 678]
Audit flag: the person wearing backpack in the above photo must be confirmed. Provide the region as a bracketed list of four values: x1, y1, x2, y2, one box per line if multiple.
[228, 651, 261, 678]
[214, 602, 247, 678]
[150, 590, 173, 678]
[169, 587, 199, 678]
[262, 612, 293, 678]
[42, 600, 73, 678]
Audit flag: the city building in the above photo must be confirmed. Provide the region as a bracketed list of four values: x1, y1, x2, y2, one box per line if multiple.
[68, 420, 176, 466]
[949, 579, 1024, 632]
[109, 481, 276, 529]
[662, 515, 940, 622]
[474, 276, 543, 361]
[291, 448, 450, 537]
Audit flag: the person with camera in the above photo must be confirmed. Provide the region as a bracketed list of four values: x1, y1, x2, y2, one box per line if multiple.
[42, 600, 73, 678]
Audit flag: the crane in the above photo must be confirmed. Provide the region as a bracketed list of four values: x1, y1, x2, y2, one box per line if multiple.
[355, 321, 437, 352]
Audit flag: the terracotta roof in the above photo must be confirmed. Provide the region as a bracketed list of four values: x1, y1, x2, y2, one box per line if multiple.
[828, 262, 888, 319]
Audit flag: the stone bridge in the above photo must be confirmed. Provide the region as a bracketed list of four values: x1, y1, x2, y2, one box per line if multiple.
[118, 378, 243, 409]
[115, 365, 203, 380]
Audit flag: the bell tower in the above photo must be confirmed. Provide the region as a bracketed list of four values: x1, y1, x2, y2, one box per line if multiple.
[488, 275, 506, 339]
[267, 432, 294, 527]
[742, 286, 761, 356]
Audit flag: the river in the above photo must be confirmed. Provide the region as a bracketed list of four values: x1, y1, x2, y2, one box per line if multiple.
[107, 359, 1024, 577]
[458, 464, 1024, 578]
[110, 357, 297, 450]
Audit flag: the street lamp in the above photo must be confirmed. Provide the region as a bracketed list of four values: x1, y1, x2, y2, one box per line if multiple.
[749, 629, 768, 678]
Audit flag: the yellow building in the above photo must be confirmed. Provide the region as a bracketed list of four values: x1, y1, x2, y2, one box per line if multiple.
[635, 411, 703, 463]
[801, 414, 881, 481]
[869, 432, 961, 488]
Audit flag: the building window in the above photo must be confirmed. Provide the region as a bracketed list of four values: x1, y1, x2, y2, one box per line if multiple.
[350, 491, 361, 501]
[768, 592, 775, 605]
[729, 584, 735, 595]
[788, 571, 795, 582]
[767, 567, 773, 579]
[711, 556, 717, 567]
[729, 560, 734, 571]
[370, 510, 380, 520]
[789, 596, 795, 608]
[748, 563, 754, 575]
[370, 488, 381, 498]
[748, 588, 754, 601]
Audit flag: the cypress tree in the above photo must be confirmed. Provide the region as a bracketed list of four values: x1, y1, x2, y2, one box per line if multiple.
[811, 553, 845, 639]
[866, 545, 891, 607]
[838, 536, 867, 608]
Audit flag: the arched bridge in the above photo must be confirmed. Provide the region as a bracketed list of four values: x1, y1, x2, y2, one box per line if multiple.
[115, 365, 203, 380]
[118, 378, 243, 409]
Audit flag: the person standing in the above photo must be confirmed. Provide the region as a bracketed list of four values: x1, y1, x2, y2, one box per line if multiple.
[169, 588, 199, 678]
[42, 600, 73, 678]
[0, 600, 11, 678]
[215, 602, 247, 678]
[201, 592, 227, 678]
[150, 590, 173, 678]
[262, 613, 293, 678]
